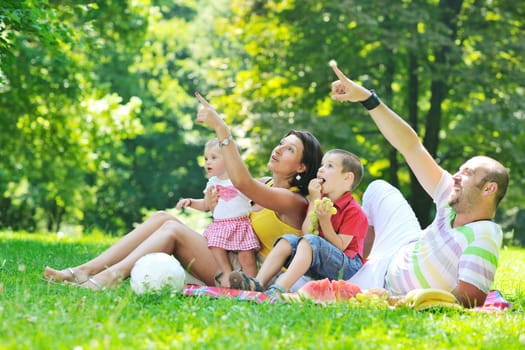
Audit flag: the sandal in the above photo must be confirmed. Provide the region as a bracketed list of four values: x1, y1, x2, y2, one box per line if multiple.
[67, 267, 89, 284]
[80, 277, 104, 291]
[229, 271, 262, 292]
[265, 284, 285, 295]
[44, 266, 88, 284]
[264, 284, 286, 301]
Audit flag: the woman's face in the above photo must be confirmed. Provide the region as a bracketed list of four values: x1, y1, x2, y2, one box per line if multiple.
[267, 134, 306, 177]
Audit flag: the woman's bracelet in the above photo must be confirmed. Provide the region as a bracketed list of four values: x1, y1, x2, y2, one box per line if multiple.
[219, 135, 234, 148]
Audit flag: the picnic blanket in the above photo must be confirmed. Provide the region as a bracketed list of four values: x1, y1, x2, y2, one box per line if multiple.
[181, 285, 512, 312]
[182, 284, 274, 303]
[472, 289, 512, 312]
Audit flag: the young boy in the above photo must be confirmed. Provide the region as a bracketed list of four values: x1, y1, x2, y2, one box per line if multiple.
[229, 149, 368, 295]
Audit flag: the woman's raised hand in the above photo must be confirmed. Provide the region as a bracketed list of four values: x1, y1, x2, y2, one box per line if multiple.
[195, 92, 224, 130]
[330, 61, 372, 103]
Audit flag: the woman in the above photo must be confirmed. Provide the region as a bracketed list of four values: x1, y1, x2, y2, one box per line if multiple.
[44, 92, 323, 289]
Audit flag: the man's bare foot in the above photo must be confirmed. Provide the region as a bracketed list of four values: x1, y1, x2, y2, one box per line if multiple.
[44, 266, 88, 284]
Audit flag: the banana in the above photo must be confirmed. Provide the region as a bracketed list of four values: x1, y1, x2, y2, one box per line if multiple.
[414, 288, 458, 306]
[398, 288, 461, 310]
[308, 198, 337, 235]
[397, 288, 421, 307]
[414, 300, 463, 311]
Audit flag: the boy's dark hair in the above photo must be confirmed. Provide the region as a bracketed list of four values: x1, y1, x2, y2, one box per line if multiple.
[326, 149, 364, 191]
[470, 156, 509, 207]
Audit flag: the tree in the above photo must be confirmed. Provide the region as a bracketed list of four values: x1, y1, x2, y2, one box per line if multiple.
[1, 0, 523, 241]
[210, 0, 524, 229]
[0, 1, 147, 232]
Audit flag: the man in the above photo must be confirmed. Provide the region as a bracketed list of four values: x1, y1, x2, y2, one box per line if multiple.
[330, 62, 509, 307]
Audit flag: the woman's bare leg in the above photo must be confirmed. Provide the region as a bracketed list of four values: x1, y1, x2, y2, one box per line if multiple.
[82, 219, 219, 289]
[44, 211, 175, 283]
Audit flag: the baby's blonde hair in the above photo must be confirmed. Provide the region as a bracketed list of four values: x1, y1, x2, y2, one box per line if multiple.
[205, 138, 219, 149]
[205, 137, 240, 152]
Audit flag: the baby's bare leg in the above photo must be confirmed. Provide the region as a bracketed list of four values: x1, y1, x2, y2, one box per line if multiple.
[237, 250, 257, 277]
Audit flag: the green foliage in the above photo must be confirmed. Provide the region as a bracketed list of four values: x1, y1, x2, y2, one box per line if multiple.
[0, 1, 150, 233]
[0, 0, 523, 240]
[0, 1, 211, 234]
[0, 232, 524, 349]
[211, 0, 524, 231]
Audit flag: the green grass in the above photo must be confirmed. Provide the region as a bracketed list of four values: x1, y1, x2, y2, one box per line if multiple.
[1, 232, 524, 349]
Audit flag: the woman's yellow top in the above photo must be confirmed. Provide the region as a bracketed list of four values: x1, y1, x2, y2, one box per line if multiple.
[249, 180, 303, 257]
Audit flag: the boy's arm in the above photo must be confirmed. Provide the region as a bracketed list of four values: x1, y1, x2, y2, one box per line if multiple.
[322, 205, 369, 253]
[302, 178, 323, 234]
[318, 214, 352, 251]
[316, 202, 354, 251]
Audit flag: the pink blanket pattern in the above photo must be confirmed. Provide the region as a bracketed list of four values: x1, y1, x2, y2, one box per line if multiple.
[182, 285, 276, 303]
[181, 285, 511, 311]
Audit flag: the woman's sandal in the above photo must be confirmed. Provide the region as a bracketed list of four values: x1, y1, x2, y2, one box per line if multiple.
[82, 277, 104, 291]
[44, 267, 88, 285]
[229, 271, 262, 292]
[61, 276, 104, 290]
[66, 268, 89, 284]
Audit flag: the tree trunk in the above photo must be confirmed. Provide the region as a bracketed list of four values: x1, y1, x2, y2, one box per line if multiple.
[384, 48, 399, 187]
[407, 49, 433, 226]
[409, 0, 464, 227]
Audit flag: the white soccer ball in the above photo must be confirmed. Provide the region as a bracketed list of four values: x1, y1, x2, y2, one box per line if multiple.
[130, 252, 186, 295]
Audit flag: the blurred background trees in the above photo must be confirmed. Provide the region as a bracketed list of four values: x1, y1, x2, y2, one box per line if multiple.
[1, 0, 523, 245]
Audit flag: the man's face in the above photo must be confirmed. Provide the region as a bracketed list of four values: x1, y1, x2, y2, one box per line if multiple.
[449, 158, 490, 212]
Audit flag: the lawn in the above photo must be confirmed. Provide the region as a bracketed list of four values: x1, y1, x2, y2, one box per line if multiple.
[0, 232, 524, 349]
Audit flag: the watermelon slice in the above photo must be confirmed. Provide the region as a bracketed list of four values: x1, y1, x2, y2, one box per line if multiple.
[332, 279, 362, 300]
[298, 278, 362, 302]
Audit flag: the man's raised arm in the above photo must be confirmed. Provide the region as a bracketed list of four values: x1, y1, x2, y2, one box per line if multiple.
[330, 62, 444, 197]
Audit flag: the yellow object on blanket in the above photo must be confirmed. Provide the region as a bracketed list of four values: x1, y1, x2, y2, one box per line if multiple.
[397, 288, 463, 310]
